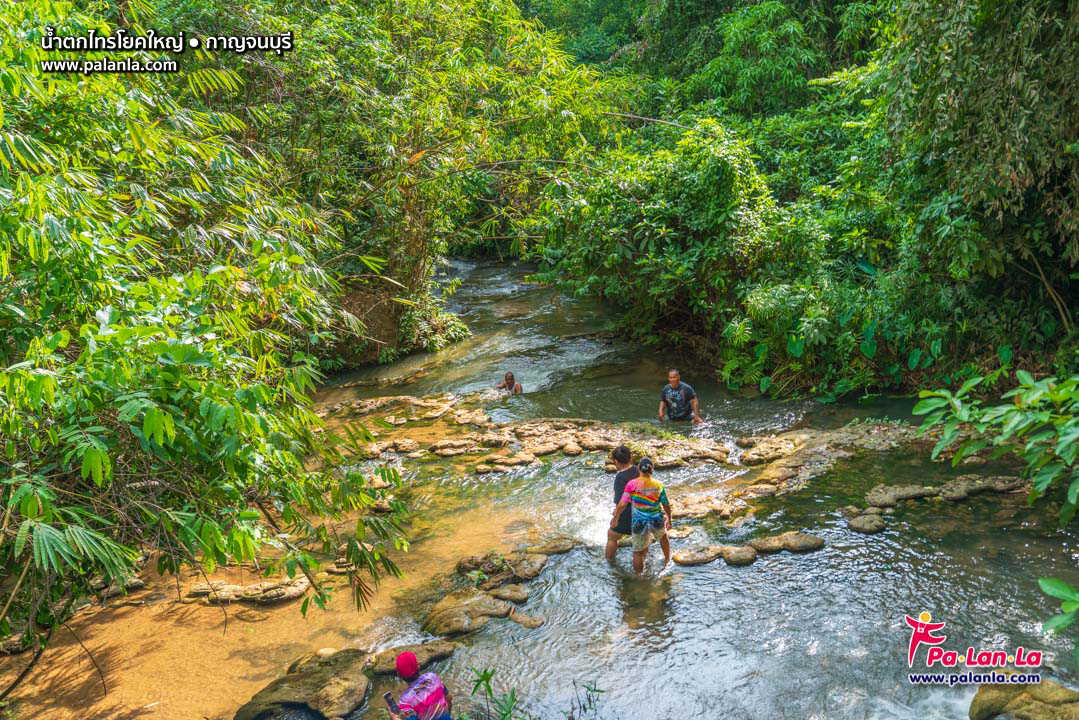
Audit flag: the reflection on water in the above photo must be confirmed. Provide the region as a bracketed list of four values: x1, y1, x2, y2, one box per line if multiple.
[617, 571, 675, 644]
[320, 260, 1079, 720]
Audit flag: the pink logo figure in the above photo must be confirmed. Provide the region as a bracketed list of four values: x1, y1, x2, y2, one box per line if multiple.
[905, 611, 947, 667]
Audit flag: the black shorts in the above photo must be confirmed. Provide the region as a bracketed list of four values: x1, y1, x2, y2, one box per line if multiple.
[614, 507, 632, 535]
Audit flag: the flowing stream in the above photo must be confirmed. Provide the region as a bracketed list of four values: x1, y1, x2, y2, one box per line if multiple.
[316, 259, 1079, 720]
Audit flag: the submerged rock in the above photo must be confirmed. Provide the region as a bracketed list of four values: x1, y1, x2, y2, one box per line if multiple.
[424, 588, 512, 635]
[453, 409, 491, 426]
[488, 584, 530, 603]
[848, 514, 885, 534]
[234, 648, 368, 720]
[188, 576, 309, 606]
[524, 536, 580, 555]
[939, 475, 1027, 501]
[781, 531, 825, 552]
[740, 435, 805, 465]
[748, 531, 825, 554]
[865, 484, 940, 507]
[720, 545, 758, 566]
[672, 493, 743, 520]
[970, 674, 1079, 720]
[456, 551, 549, 590]
[393, 438, 419, 453]
[527, 442, 563, 456]
[744, 484, 779, 497]
[507, 609, 545, 629]
[672, 546, 724, 566]
[491, 452, 537, 467]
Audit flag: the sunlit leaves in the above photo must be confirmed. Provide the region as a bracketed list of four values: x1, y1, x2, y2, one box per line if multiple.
[0, 0, 407, 650]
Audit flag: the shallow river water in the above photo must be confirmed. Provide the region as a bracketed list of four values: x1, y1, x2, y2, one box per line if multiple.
[317, 260, 1079, 720]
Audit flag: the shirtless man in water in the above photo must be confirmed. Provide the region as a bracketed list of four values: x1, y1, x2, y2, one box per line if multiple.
[495, 371, 523, 394]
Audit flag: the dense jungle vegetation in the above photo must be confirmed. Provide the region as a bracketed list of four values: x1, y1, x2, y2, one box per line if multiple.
[1, 0, 1077, 683]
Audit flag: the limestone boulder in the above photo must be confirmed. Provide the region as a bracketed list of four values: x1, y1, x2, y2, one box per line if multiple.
[672, 546, 724, 566]
[188, 576, 309, 606]
[507, 610, 545, 629]
[424, 588, 512, 636]
[848, 514, 885, 534]
[393, 439, 419, 453]
[865, 484, 940, 507]
[234, 648, 369, 720]
[524, 536, 580, 555]
[488, 584, 530, 603]
[970, 675, 1079, 720]
[456, 552, 548, 590]
[781, 531, 825, 552]
[939, 475, 1027, 501]
[527, 442, 563, 456]
[720, 545, 758, 566]
[740, 436, 802, 465]
[747, 531, 824, 554]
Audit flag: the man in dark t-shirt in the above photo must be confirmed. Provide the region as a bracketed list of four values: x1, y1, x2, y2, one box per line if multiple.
[605, 445, 640, 561]
[659, 368, 702, 423]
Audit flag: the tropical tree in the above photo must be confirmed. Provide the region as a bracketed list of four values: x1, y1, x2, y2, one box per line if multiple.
[0, 0, 405, 686]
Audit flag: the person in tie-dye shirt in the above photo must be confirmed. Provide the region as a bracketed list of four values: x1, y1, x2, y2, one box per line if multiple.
[610, 457, 672, 574]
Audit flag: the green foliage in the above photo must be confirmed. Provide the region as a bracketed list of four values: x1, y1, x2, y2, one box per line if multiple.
[878, 0, 1079, 280]
[1039, 577, 1079, 666]
[0, 0, 405, 654]
[517, 0, 1078, 396]
[687, 1, 826, 116]
[914, 371, 1079, 522]
[459, 667, 605, 720]
[916, 370, 1079, 663]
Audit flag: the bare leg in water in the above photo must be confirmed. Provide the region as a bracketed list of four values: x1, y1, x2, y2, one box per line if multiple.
[605, 529, 623, 562]
[632, 549, 646, 574]
[660, 533, 671, 566]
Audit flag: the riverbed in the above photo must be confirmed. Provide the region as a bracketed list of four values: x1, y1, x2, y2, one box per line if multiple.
[326, 260, 1079, 720]
[5, 259, 1077, 720]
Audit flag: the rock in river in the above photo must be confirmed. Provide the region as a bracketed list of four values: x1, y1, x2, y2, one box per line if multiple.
[457, 551, 548, 590]
[739, 435, 804, 465]
[848, 514, 885, 534]
[488, 584, 530, 603]
[424, 587, 512, 635]
[188, 576, 309, 606]
[970, 674, 1079, 720]
[235, 648, 368, 720]
[507, 609, 545, 629]
[672, 546, 724, 566]
[720, 545, 758, 566]
[748, 531, 825, 554]
[524, 536, 580, 555]
[865, 483, 940, 507]
[527, 442, 563, 456]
